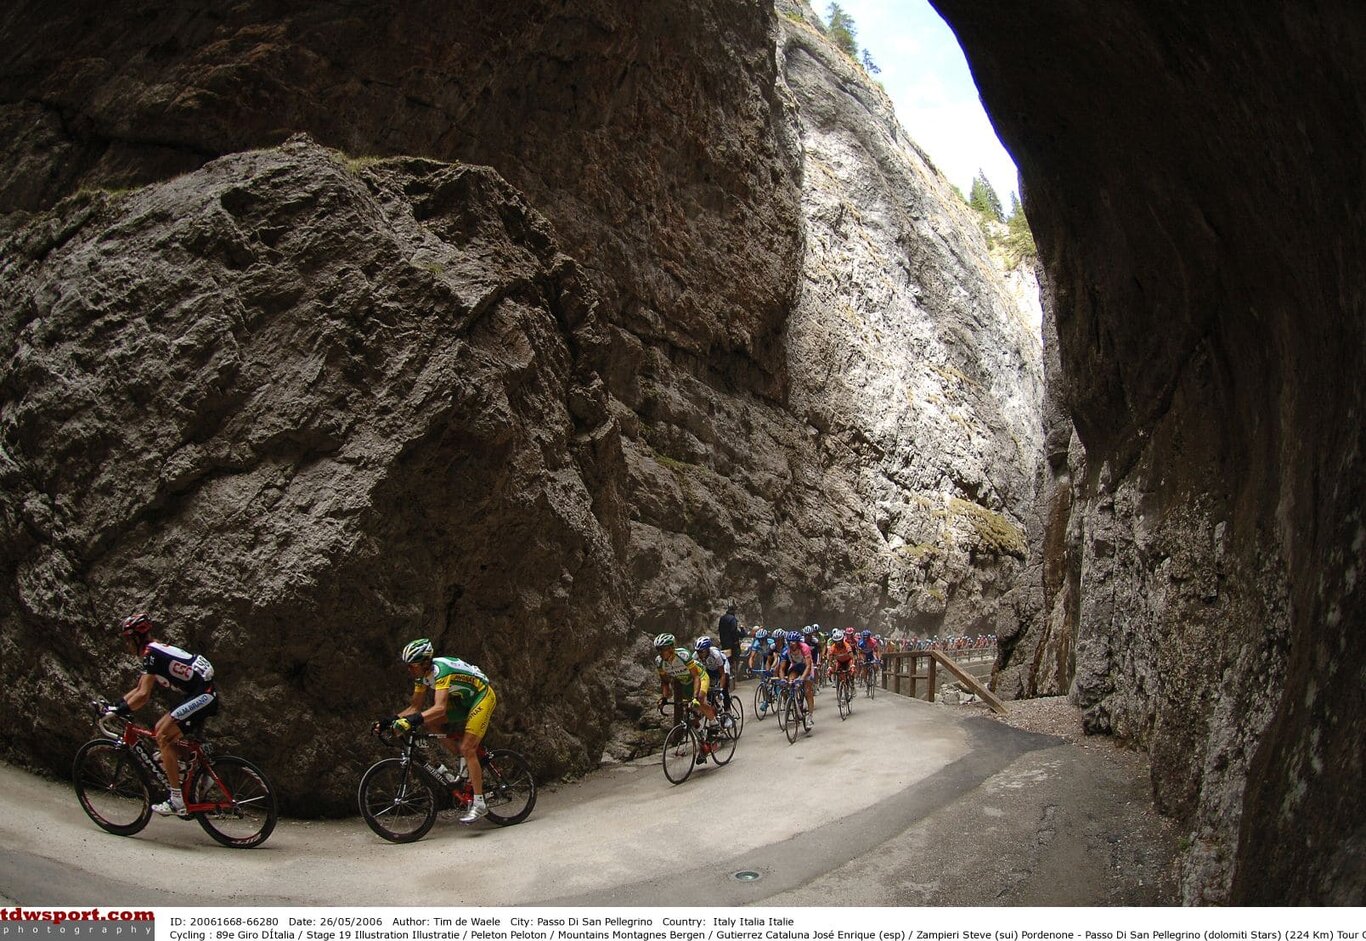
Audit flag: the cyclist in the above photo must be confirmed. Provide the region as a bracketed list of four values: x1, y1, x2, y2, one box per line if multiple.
[107, 613, 217, 818]
[653, 632, 716, 729]
[803, 625, 823, 685]
[777, 629, 815, 723]
[379, 639, 497, 824]
[694, 636, 733, 711]
[826, 629, 857, 690]
[856, 629, 881, 681]
[747, 628, 771, 676]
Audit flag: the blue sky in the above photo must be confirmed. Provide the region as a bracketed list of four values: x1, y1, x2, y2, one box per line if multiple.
[828, 0, 1020, 204]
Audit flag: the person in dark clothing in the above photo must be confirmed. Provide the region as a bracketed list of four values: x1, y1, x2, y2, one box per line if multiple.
[718, 604, 742, 677]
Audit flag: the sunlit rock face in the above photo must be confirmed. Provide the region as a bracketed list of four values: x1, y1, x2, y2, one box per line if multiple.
[1, 1, 1042, 809]
[935, 0, 1366, 905]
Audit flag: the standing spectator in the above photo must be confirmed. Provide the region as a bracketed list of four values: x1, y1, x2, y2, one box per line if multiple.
[718, 604, 741, 675]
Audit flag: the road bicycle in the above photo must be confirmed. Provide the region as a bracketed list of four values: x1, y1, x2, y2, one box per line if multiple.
[832, 667, 855, 720]
[358, 728, 536, 843]
[657, 699, 736, 785]
[73, 700, 277, 848]
[780, 678, 812, 743]
[751, 669, 779, 722]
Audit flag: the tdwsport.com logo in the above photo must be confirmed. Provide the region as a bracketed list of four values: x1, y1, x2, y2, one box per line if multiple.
[0, 909, 154, 938]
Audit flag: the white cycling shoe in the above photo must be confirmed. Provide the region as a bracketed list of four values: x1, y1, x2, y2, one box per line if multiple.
[152, 798, 189, 818]
[459, 801, 488, 824]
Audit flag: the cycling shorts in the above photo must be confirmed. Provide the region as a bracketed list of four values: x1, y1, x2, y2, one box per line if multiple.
[170, 691, 219, 735]
[446, 685, 497, 739]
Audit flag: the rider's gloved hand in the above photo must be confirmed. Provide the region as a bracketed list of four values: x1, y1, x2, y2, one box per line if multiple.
[371, 716, 397, 734]
[392, 714, 421, 734]
[106, 700, 132, 718]
[690, 698, 703, 710]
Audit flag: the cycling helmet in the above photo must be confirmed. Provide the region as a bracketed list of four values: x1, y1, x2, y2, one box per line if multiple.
[695, 636, 713, 652]
[813, 623, 821, 631]
[401, 638, 434, 663]
[844, 627, 855, 638]
[861, 630, 872, 639]
[653, 632, 676, 650]
[754, 629, 768, 640]
[118, 613, 156, 637]
[802, 626, 815, 636]
[787, 630, 801, 642]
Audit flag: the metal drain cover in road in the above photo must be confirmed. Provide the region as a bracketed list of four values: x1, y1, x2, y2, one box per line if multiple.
[732, 870, 762, 882]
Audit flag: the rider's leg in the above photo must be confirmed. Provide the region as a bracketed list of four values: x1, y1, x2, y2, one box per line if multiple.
[458, 688, 497, 822]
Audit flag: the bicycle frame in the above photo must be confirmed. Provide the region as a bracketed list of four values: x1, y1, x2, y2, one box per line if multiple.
[384, 730, 489, 804]
[96, 709, 238, 815]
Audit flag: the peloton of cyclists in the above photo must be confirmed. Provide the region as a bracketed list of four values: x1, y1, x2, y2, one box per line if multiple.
[108, 613, 218, 818]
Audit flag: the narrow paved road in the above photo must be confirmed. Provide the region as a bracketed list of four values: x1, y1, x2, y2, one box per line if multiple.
[0, 689, 1175, 906]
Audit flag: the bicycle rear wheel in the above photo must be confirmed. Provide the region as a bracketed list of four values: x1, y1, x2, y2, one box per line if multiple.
[358, 758, 438, 843]
[723, 696, 744, 739]
[73, 740, 152, 836]
[193, 755, 278, 848]
[661, 723, 697, 784]
[482, 749, 536, 826]
[776, 686, 791, 732]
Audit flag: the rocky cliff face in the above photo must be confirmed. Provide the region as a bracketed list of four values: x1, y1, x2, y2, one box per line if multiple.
[935, 0, 1365, 905]
[0, 1, 1043, 814]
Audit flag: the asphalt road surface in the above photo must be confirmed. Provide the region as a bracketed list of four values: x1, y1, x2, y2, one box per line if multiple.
[0, 687, 1176, 906]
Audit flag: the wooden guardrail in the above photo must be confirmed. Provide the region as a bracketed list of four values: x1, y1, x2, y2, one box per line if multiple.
[880, 649, 1008, 714]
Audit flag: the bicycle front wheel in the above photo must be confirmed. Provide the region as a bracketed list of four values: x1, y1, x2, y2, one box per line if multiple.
[193, 755, 278, 849]
[838, 679, 851, 720]
[482, 750, 536, 826]
[784, 697, 802, 744]
[661, 724, 697, 784]
[710, 724, 738, 766]
[73, 740, 152, 836]
[752, 682, 770, 722]
[358, 758, 438, 843]
[865, 666, 878, 699]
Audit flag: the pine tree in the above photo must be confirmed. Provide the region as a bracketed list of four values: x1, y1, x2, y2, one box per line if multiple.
[1002, 192, 1037, 263]
[861, 48, 881, 74]
[826, 3, 859, 59]
[968, 170, 1004, 223]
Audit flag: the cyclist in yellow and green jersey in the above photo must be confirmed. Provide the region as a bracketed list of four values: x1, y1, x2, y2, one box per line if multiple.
[381, 639, 497, 824]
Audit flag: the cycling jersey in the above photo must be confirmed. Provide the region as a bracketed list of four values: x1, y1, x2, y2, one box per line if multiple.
[781, 641, 813, 675]
[142, 642, 214, 697]
[697, 646, 730, 677]
[656, 648, 709, 694]
[827, 639, 855, 665]
[856, 637, 880, 660]
[416, 656, 492, 710]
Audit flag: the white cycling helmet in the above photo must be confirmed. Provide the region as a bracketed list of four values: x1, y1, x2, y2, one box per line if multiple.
[401, 638, 434, 663]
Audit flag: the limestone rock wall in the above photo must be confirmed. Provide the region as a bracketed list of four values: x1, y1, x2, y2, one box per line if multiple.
[1, 138, 629, 812]
[934, 0, 1366, 905]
